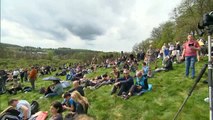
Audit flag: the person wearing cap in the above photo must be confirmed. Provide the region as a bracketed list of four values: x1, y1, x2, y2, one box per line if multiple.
[111, 69, 134, 96]
[124, 71, 148, 99]
[62, 92, 76, 112]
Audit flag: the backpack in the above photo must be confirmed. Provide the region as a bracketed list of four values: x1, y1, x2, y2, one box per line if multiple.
[23, 87, 32, 92]
[31, 101, 39, 115]
[0, 107, 21, 120]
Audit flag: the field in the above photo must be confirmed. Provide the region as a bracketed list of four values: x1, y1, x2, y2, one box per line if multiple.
[0, 59, 209, 120]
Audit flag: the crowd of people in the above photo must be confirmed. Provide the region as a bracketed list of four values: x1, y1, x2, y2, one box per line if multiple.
[0, 34, 211, 120]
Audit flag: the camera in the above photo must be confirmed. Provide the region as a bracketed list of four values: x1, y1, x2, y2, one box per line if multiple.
[198, 11, 213, 29]
[198, 11, 213, 36]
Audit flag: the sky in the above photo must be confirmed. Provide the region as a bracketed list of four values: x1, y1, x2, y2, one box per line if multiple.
[1, 0, 182, 52]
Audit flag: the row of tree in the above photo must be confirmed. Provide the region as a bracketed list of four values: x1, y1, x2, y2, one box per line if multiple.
[133, 0, 213, 52]
[0, 43, 120, 67]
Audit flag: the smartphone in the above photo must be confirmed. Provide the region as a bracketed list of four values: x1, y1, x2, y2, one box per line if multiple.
[188, 43, 194, 46]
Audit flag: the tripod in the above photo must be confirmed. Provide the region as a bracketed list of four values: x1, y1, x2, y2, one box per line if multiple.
[173, 31, 213, 120]
[207, 31, 213, 120]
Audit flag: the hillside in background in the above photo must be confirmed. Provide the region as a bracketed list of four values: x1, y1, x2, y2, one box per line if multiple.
[0, 43, 120, 69]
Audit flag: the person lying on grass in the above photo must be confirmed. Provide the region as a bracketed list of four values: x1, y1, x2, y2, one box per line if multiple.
[50, 101, 63, 120]
[122, 71, 148, 99]
[92, 74, 114, 89]
[111, 69, 134, 96]
[8, 99, 31, 120]
[80, 74, 106, 88]
[69, 81, 84, 96]
[62, 92, 76, 112]
[44, 80, 63, 98]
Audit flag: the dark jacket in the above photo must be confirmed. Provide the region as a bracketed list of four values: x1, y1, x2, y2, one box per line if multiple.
[118, 76, 134, 88]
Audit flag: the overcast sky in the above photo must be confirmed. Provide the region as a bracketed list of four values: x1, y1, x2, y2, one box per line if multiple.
[1, 0, 181, 52]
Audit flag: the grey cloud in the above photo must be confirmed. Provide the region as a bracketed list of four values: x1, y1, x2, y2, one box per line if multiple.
[63, 22, 104, 40]
[1, 0, 138, 42]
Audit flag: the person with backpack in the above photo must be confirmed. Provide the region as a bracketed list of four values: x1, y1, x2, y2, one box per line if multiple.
[8, 99, 31, 120]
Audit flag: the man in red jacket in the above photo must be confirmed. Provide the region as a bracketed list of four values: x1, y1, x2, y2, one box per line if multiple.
[29, 67, 37, 90]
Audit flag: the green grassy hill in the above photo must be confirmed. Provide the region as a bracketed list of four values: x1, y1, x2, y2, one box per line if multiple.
[0, 59, 209, 120]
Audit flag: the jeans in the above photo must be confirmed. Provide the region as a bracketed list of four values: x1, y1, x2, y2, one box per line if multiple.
[29, 78, 35, 90]
[111, 84, 131, 96]
[45, 92, 58, 97]
[66, 74, 72, 80]
[129, 85, 142, 95]
[185, 56, 196, 78]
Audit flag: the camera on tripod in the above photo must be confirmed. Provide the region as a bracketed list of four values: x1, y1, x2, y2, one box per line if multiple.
[198, 11, 213, 36]
[174, 11, 213, 120]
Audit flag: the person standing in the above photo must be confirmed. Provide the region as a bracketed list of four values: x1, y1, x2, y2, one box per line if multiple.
[29, 67, 37, 90]
[175, 41, 181, 63]
[181, 35, 200, 79]
[146, 45, 155, 65]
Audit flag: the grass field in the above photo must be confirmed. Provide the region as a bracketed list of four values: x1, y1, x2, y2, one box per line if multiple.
[0, 59, 210, 120]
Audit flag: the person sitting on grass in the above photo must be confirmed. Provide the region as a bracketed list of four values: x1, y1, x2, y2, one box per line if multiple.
[7, 81, 23, 95]
[93, 74, 113, 89]
[71, 91, 89, 115]
[111, 66, 120, 79]
[69, 81, 84, 96]
[154, 56, 173, 72]
[62, 92, 76, 112]
[123, 71, 148, 99]
[142, 62, 152, 78]
[111, 69, 134, 96]
[66, 68, 76, 80]
[44, 80, 64, 98]
[50, 101, 63, 120]
[8, 99, 31, 120]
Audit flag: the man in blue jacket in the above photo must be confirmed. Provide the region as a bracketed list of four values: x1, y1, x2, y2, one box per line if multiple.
[111, 69, 134, 96]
